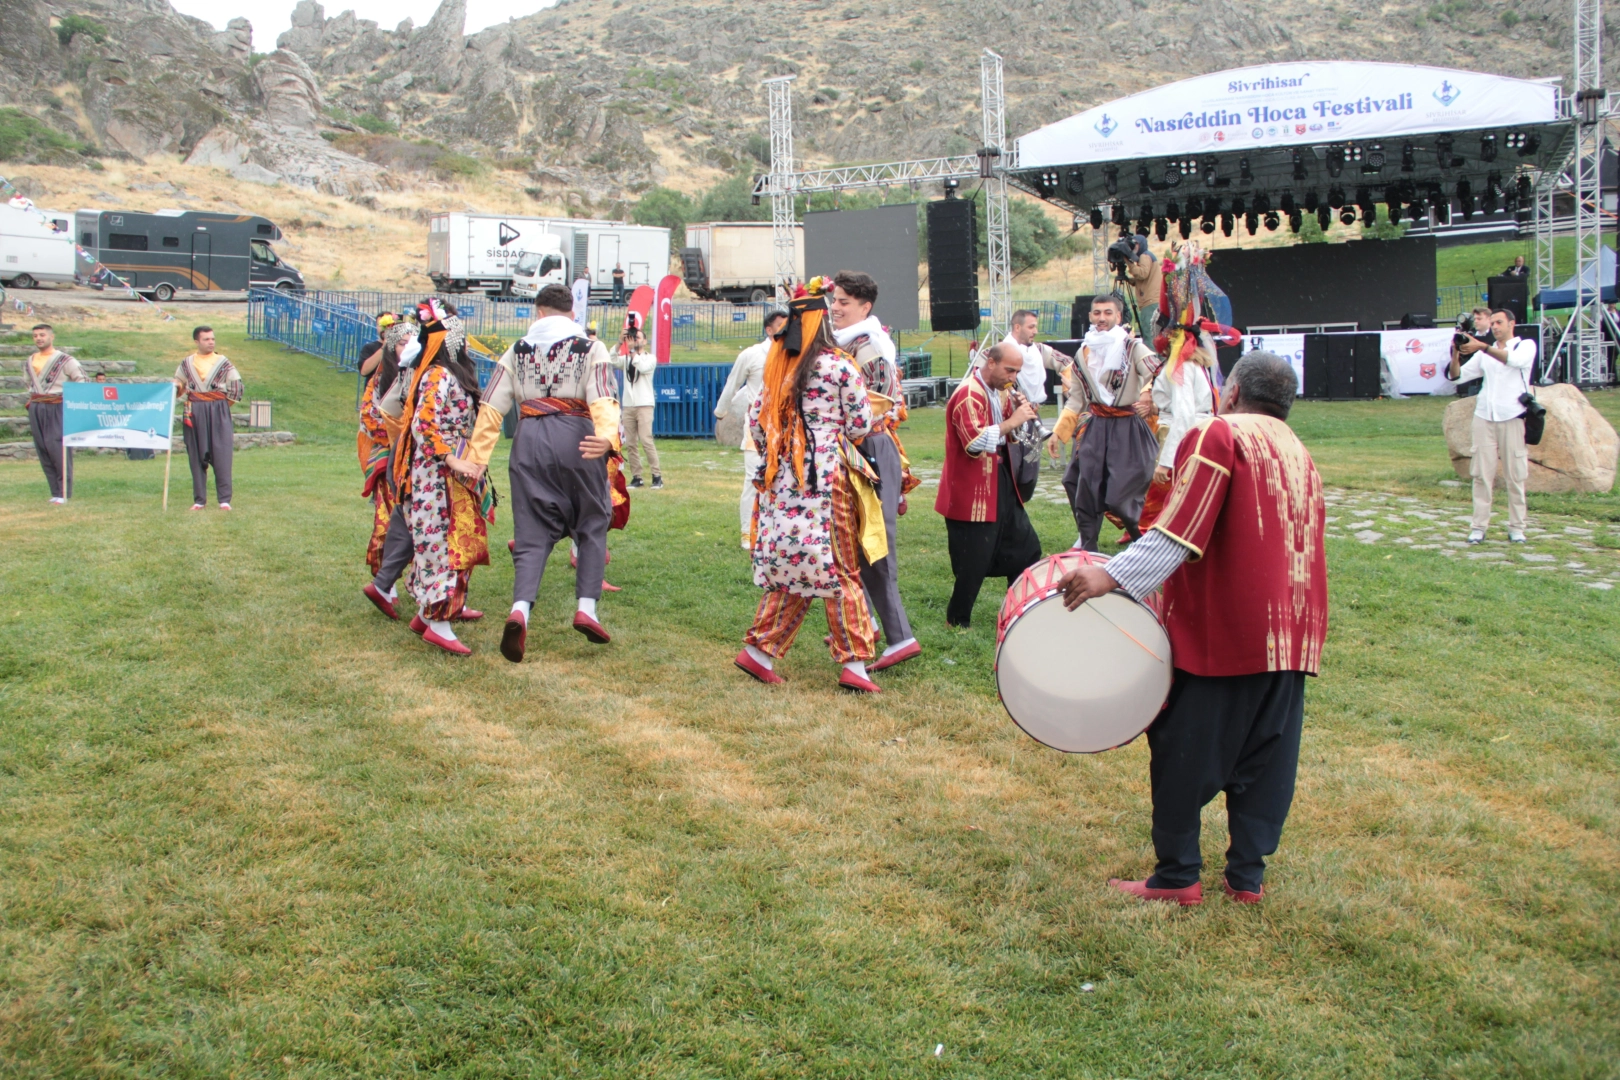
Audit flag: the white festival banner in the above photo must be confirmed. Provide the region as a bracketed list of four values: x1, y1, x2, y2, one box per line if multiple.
[1241, 334, 1306, 396]
[1380, 328, 1458, 395]
[1017, 63, 1559, 169]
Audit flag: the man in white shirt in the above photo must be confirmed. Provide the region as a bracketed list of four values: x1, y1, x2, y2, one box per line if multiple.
[1002, 308, 1072, 408]
[614, 326, 661, 488]
[716, 310, 787, 548]
[1450, 307, 1537, 543]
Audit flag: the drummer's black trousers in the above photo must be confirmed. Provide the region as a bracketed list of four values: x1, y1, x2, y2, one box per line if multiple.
[1145, 669, 1306, 894]
[943, 460, 1042, 627]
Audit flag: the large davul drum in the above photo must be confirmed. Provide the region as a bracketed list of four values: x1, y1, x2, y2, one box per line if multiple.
[994, 550, 1172, 753]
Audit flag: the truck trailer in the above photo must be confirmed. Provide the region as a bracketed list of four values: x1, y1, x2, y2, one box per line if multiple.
[0, 203, 76, 288]
[681, 222, 803, 304]
[429, 212, 670, 297]
[75, 208, 303, 300]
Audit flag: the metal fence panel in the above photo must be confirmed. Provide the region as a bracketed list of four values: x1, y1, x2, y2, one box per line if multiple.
[1436, 284, 1486, 325]
[650, 362, 733, 437]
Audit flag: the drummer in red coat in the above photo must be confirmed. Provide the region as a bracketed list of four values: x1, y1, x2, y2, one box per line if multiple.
[1059, 351, 1327, 906]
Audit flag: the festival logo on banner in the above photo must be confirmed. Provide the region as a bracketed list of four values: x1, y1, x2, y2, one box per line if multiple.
[1433, 81, 1462, 107]
[1420, 363, 1437, 379]
[1094, 114, 1118, 138]
[1405, 338, 1424, 353]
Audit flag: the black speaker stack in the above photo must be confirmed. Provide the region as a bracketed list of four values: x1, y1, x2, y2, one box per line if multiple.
[926, 199, 979, 332]
[1487, 275, 1529, 323]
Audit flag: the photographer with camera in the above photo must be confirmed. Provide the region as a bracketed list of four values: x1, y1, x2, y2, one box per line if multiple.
[1450, 304, 1492, 399]
[1450, 307, 1536, 544]
[614, 325, 662, 489]
[1107, 233, 1162, 338]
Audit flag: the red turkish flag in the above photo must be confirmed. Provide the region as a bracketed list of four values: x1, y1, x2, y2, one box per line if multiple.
[652, 274, 679, 364]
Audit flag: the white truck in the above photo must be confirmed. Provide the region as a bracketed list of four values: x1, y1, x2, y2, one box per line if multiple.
[681, 222, 803, 304]
[0, 202, 76, 288]
[428, 212, 670, 298]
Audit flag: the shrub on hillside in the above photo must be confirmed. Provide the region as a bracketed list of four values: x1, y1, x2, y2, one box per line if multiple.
[0, 108, 96, 163]
[55, 14, 107, 47]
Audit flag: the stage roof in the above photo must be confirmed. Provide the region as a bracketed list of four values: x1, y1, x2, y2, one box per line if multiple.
[1010, 62, 1571, 224]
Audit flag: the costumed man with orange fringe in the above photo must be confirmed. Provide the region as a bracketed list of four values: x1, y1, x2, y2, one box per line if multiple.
[735, 282, 885, 694]
[359, 312, 423, 618]
[450, 283, 623, 665]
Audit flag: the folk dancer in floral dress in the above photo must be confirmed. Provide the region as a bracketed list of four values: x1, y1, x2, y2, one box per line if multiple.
[450, 284, 622, 665]
[22, 323, 87, 503]
[359, 313, 437, 621]
[735, 287, 884, 694]
[380, 300, 492, 655]
[174, 326, 242, 510]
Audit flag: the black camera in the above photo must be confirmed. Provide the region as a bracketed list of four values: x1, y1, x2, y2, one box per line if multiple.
[1106, 237, 1137, 273]
[1453, 313, 1489, 351]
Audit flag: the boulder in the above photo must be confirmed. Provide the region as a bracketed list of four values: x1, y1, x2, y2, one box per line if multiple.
[714, 411, 745, 449]
[1443, 384, 1618, 493]
[256, 49, 323, 131]
[214, 17, 252, 63]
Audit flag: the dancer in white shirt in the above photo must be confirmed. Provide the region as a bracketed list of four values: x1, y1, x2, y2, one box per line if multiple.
[715, 310, 787, 548]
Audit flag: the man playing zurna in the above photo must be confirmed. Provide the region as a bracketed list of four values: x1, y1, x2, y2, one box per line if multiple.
[23, 323, 86, 504]
[1058, 352, 1327, 906]
[175, 326, 242, 511]
[735, 285, 884, 694]
[451, 283, 621, 664]
[827, 270, 921, 673]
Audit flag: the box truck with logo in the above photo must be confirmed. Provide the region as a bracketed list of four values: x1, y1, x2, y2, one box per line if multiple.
[0, 203, 77, 288]
[430, 213, 670, 298]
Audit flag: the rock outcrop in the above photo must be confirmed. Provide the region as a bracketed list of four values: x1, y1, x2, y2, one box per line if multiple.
[1444, 385, 1619, 493]
[256, 49, 323, 131]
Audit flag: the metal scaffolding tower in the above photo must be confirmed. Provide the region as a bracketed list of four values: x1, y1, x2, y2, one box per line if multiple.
[757, 50, 1016, 340]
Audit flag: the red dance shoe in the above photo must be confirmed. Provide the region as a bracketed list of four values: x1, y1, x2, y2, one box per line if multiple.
[573, 610, 610, 644]
[734, 649, 783, 684]
[1223, 880, 1264, 904]
[507, 539, 514, 553]
[409, 614, 427, 636]
[869, 639, 921, 673]
[423, 627, 471, 656]
[838, 668, 882, 694]
[1108, 878, 1202, 906]
[363, 583, 399, 621]
[454, 608, 484, 622]
[500, 614, 527, 664]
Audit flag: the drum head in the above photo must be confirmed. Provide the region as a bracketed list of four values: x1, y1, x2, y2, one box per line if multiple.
[996, 591, 1172, 754]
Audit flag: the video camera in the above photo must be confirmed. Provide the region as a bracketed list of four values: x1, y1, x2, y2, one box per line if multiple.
[1453, 312, 1490, 352]
[1105, 236, 1142, 275]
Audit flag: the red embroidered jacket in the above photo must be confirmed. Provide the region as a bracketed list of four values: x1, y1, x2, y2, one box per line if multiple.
[1154, 413, 1328, 676]
[936, 374, 1003, 522]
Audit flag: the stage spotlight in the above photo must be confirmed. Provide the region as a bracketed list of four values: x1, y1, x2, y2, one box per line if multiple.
[1112, 203, 1129, 226]
[1137, 216, 1152, 235]
[1065, 168, 1086, 196]
[1482, 186, 1499, 214]
[1230, 196, 1247, 217]
[1139, 201, 1153, 222]
[1165, 199, 1181, 223]
[1318, 206, 1333, 230]
[1037, 170, 1061, 196]
[1389, 202, 1403, 225]
[1347, 143, 1363, 164]
[1154, 217, 1168, 241]
[1263, 211, 1280, 232]
[1201, 217, 1216, 234]
[1164, 161, 1182, 187]
[1326, 186, 1346, 209]
[1220, 213, 1234, 237]
[1435, 133, 1454, 168]
[1401, 141, 1416, 172]
[1408, 197, 1425, 221]
[1292, 149, 1307, 181]
[1239, 156, 1253, 181]
[1517, 175, 1533, 202]
[1288, 210, 1302, 233]
[1204, 196, 1222, 217]
[1279, 192, 1296, 214]
[1480, 133, 1498, 162]
[1104, 165, 1119, 195]
[1364, 144, 1386, 172]
[1326, 147, 1344, 178]
[1339, 206, 1357, 226]
[1178, 217, 1193, 239]
[1254, 192, 1272, 214]
[1138, 165, 1152, 192]
[1517, 131, 1541, 156]
[1203, 157, 1219, 187]
[1244, 211, 1259, 235]
[1456, 178, 1474, 218]
[1356, 186, 1372, 211]
[1304, 189, 1320, 213]
[1089, 207, 1105, 230]
[1428, 182, 1446, 205]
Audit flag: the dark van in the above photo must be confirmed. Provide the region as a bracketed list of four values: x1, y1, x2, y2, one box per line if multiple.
[74, 209, 304, 300]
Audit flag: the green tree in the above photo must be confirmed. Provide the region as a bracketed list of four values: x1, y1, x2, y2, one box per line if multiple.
[697, 174, 768, 223]
[631, 186, 695, 252]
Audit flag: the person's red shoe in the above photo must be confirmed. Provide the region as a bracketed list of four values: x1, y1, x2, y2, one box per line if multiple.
[869, 639, 921, 672]
[573, 610, 610, 644]
[1223, 880, 1264, 904]
[507, 539, 514, 553]
[454, 608, 484, 621]
[734, 649, 783, 684]
[500, 613, 526, 664]
[1108, 878, 1202, 906]
[409, 614, 427, 636]
[423, 627, 471, 655]
[363, 583, 399, 621]
[838, 668, 881, 694]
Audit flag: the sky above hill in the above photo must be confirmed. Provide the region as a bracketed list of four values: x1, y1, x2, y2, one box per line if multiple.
[171, 0, 552, 44]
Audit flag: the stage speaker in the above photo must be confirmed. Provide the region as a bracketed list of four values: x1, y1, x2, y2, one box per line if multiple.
[1070, 295, 1095, 339]
[1302, 335, 1330, 399]
[1488, 275, 1529, 323]
[1399, 312, 1436, 329]
[927, 199, 979, 332]
[1352, 333, 1382, 398]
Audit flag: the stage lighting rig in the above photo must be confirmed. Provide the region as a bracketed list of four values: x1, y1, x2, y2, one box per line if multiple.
[1456, 178, 1474, 218]
[1326, 186, 1346, 209]
[1203, 157, 1219, 187]
[1326, 147, 1344, 178]
[942, 177, 960, 198]
[1280, 191, 1297, 214]
[1480, 133, 1498, 162]
[1339, 206, 1357, 226]
[1089, 207, 1105, 230]
[1253, 192, 1271, 214]
[1483, 171, 1502, 214]
[1239, 156, 1253, 182]
[1243, 211, 1258, 235]
[1154, 217, 1168, 241]
[1510, 130, 1541, 156]
[1179, 218, 1193, 239]
[1317, 206, 1332, 230]
[1036, 170, 1061, 197]
[1364, 144, 1385, 172]
[1165, 199, 1181, 222]
[1164, 162, 1181, 187]
[1303, 189, 1319, 213]
[1104, 165, 1119, 195]
[1355, 187, 1373, 214]
[1204, 196, 1222, 218]
[1139, 200, 1153, 223]
[1230, 196, 1246, 218]
[1292, 149, 1307, 181]
[1263, 211, 1280, 232]
[1288, 210, 1302, 233]
[1516, 175, 1533, 203]
[1138, 165, 1152, 193]
[1220, 213, 1234, 237]
[1362, 204, 1378, 227]
[1401, 142, 1416, 172]
[1389, 202, 1403, 225]
[1201, 216, 1216, 234]
[1112, 203, 1128, 227]
[1065, 168, 1085, 196]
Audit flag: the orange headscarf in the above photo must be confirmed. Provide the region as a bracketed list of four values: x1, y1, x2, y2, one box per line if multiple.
[757, 295, 831, 493]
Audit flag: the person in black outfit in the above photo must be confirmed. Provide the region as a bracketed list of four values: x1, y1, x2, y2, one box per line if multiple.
[611, 264, 626, 303]
[1502, 256, 1529, 278]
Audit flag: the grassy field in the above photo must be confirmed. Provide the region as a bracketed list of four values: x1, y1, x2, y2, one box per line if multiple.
[2, 325, 1618, 1078]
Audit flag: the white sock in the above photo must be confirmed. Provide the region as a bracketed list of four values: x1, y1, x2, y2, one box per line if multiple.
[510, 600, 531, 622]
[570, 541, 579, 558]
[385, 586, 398, 602]
[882, 637, 916, 658]
[428, 619, 456, 640]
[843, 660, 869, 680]
[577, 596, 597, 619]
[745, 644, 774, 670]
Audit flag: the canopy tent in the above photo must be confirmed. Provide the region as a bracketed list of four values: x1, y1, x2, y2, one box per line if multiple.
[1010, 62, 1570, 238]
[1536, 244, 1617, 308]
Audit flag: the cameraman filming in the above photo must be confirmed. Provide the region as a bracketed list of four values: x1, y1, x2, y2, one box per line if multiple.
[1449, 304, 1492, 398]
[1107, 233, 1162, 338]
[1450, 307, 1536, 545]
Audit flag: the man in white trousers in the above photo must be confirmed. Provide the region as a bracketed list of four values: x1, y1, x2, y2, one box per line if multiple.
[1450, 307, 1537, 544]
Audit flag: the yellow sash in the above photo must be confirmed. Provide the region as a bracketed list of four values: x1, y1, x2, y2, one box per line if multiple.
[839, 439, 889, 564]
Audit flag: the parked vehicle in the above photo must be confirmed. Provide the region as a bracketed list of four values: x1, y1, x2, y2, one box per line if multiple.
[74, 208, 302, 300]
[0, 203, 76, 288]
[681, 222, 803, 304]
[507, 235, 567, 299]
[428, 212, 670, 297]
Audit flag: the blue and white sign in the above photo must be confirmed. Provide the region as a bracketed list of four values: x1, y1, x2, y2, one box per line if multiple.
[1017, 62, 1560, 169]
[63, 382, 176, 450]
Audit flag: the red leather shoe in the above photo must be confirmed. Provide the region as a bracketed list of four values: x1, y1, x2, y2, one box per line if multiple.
[573, 610, 610, 644]
[1223, 880, 1264, 904]
[1108, 878, 1203, 906]
[507, 540, 514, 553]
[734, 649, 783, 684]
[454, 608, 484, 622]
[423, 627, 471, 655]
[869, 639, 921, 672]
[363, 583, 399, 621]
[838, 668, 881, 694]
[409, 614, 427, 636]
[500, 614, 526, 664]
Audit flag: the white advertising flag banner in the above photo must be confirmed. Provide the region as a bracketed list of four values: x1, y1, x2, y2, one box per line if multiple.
[1241, 334, 1306, 396]
[1017, 63, 1559, 169]
[1381, 328, 1458, 395]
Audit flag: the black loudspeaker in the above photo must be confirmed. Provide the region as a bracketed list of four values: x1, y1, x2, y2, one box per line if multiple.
[927, 199, 979, 332]
[1303, 333, 1382, 398]
[1070, 295, 1095, 338]
[1488, 275, 1529, 323]
[1400, 312, 1436, 329]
